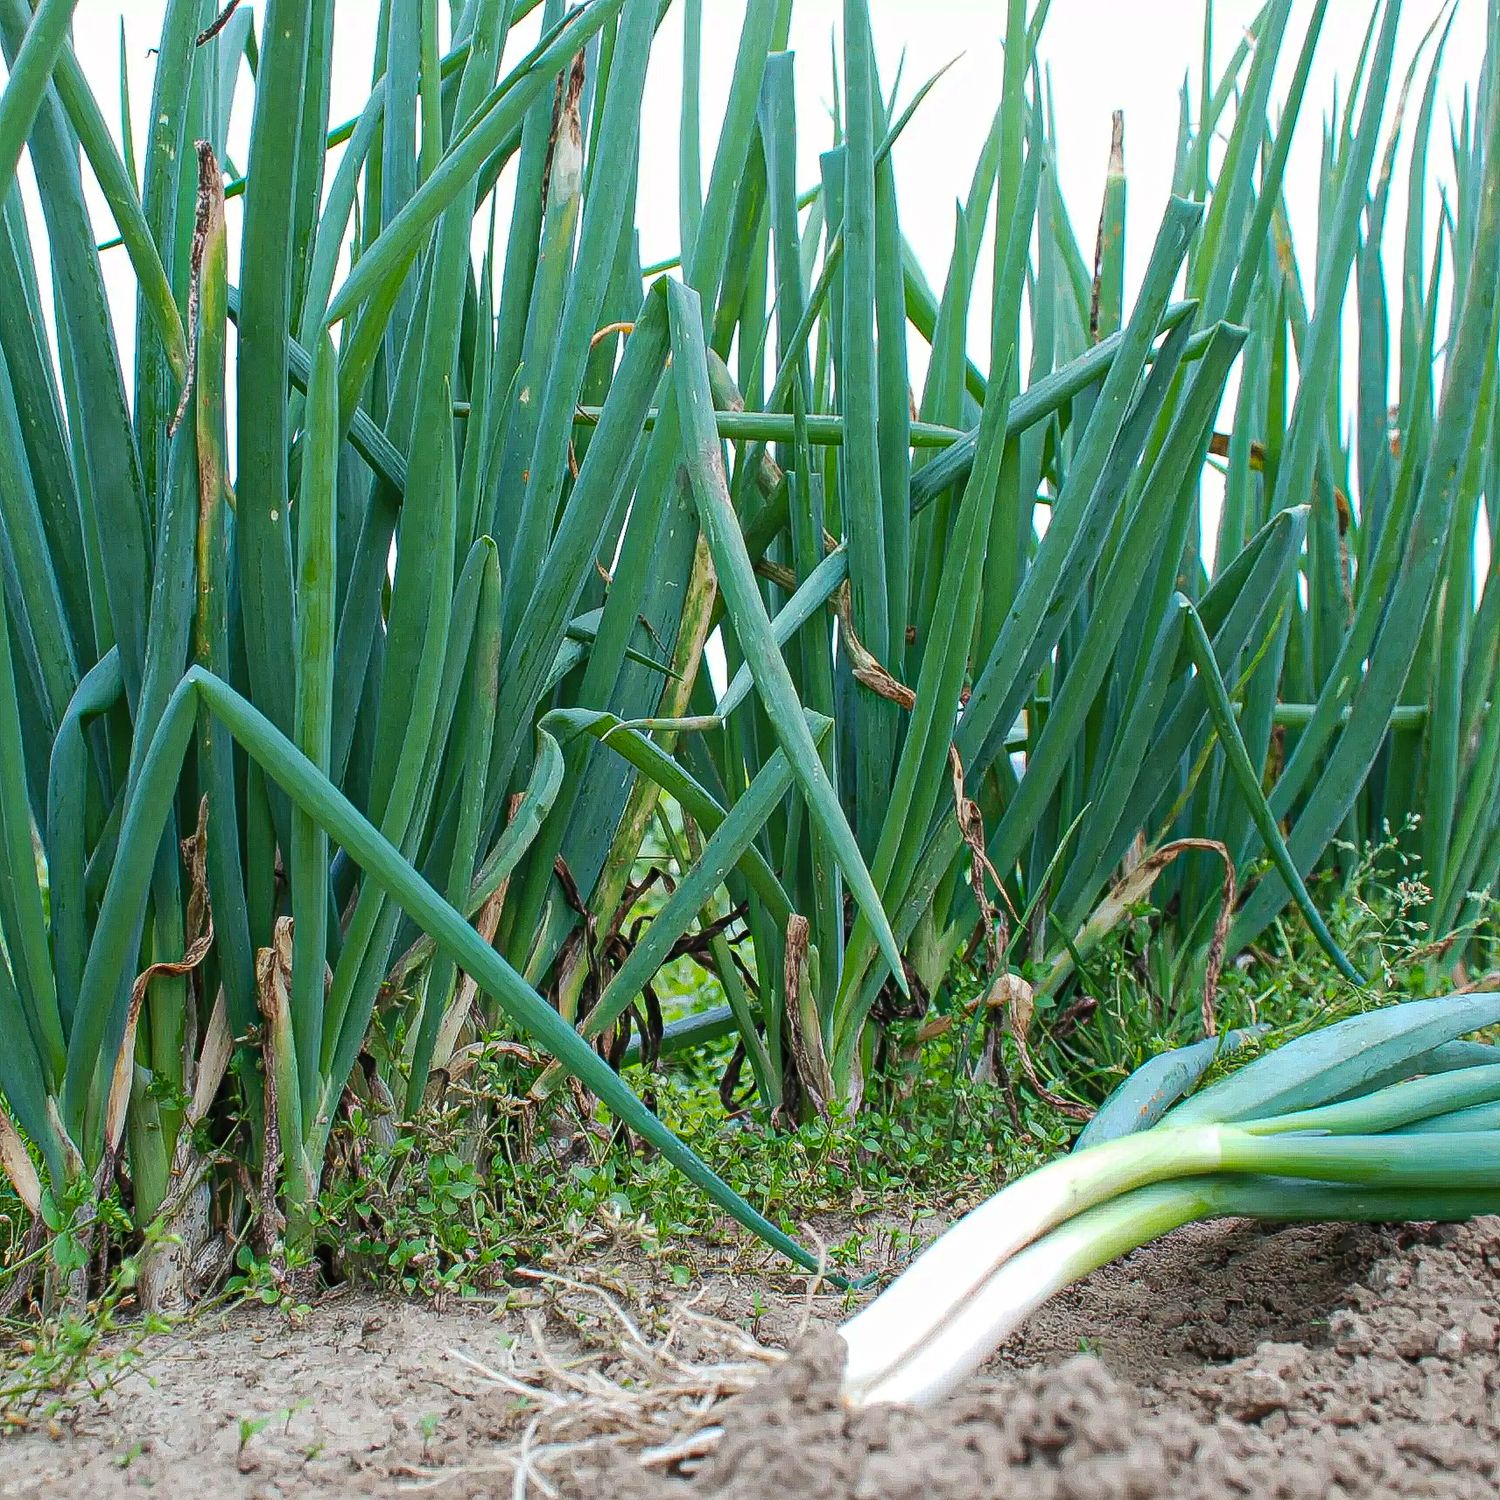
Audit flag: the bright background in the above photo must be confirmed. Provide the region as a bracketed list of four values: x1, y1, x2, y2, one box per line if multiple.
[69, 2, 1479, 335]
[14, 1, 1490, 580]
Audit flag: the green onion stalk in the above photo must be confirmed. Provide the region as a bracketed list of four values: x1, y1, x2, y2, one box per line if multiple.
[838, 994, 1500, 1407]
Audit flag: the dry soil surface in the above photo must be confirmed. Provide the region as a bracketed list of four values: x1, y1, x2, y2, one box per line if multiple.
[4, 1214, 1499, 1498]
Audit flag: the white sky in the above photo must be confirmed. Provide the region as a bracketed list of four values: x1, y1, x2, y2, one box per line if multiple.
[15, 1, 1493, 584]
[64, 1, 1480, 347]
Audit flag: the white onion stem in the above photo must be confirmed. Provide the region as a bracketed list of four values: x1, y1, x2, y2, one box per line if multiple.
[838, 1126, 1226, 1398]
[842, 1182, 1207, 1406]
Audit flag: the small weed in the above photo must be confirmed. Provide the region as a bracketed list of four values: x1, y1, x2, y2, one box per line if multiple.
[237, 1400, 310, 1455]
[224, 1245, 315, 1320]
[114, 1440, 147, 1468]
[0, 1250, 170, 1430]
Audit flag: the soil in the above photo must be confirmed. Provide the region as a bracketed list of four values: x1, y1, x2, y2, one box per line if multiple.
[4, 1214, 1498, 1498]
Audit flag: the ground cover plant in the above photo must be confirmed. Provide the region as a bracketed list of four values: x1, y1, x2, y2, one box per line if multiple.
[0, 0, 1497, 1337]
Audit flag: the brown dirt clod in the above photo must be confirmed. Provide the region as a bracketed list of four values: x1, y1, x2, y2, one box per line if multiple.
[566, 1217, 1500, 1500]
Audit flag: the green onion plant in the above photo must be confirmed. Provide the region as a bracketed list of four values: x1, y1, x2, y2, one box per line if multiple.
[0, 0, 1496, 1304]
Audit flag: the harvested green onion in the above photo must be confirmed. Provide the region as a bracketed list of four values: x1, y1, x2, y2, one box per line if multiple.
[841, 995, 1500, 1406]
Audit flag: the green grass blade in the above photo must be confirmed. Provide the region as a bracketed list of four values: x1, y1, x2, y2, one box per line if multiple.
[80, 667, 840, 1276]
[404, 541, 502, 1112]
[840, 0, 895, 846]
[537, 724, 824, 1086]
[715, 547, 849, 720]
[326, 0, 623, 326]
[0, 0, 80, 206]
[667, 278, 905, 992]
[1165, 994, 1500, 1127]
[1179, 594, 1363, 984]
[1235, 31, 1500, 946]
[0, 582, 63, 1079]
[982, 325, 1245, 886]
[289, 332, 339, 1115]
[0, 0, 151, 706]
[679, 0, 703, 268]
[235, 0, 312, 744]
[46, 36, 186, 384]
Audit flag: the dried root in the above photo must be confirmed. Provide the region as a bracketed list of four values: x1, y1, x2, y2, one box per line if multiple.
[413, 1270, 799, 1494]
